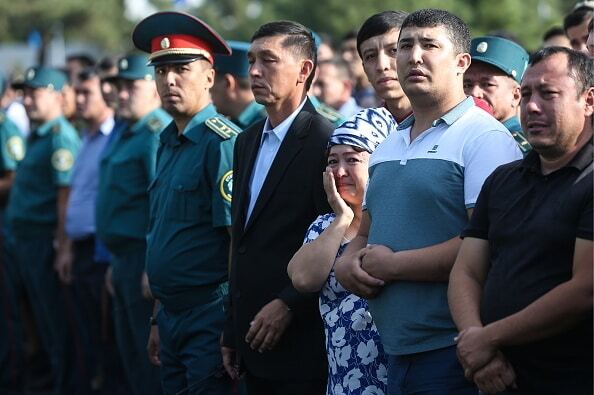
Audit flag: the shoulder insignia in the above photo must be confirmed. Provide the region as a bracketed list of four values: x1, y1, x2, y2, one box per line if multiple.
[6, 136, 25, 161]
[51, 149, 74, 172]
[219, 170, 233, 203]
[205, 117, 240, 140]
[316, 103, 343, 124]
[147, 117, 163, 133]
[52, 124, 61, 134]
[510, 131, 532, 154]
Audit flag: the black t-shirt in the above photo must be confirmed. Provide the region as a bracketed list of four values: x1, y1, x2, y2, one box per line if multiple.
[462, 139, 593, 393]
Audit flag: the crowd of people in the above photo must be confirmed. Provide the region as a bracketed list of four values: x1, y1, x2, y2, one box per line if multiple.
[0, 2, 592, 395]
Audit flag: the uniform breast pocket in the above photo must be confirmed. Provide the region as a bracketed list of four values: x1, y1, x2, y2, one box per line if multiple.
[167, 177, 203, 222]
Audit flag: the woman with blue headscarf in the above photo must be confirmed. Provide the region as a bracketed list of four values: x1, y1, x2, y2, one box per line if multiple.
[288, 107, 395, 395]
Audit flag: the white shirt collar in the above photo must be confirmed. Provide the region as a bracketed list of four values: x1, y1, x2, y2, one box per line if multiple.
[261, 99, 307, 144]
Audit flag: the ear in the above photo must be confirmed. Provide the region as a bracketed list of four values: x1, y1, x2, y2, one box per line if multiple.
[584, 86, 594, 117]
[224, 74, 236, 91]
[204, 66, 215, 90]
[297, 59, 315, 85]
[511, 82, 521, 108]
[456, 53, 472, 76]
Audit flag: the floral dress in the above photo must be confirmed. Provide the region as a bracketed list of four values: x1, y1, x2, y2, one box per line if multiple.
[304, 213, 387, 395]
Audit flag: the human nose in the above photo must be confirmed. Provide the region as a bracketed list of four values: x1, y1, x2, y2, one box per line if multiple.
[377, 51, 390, 71]
[249, 61, 261, 78]
[409, 44, 423, 64]
[335, 163, 348, 178]
[522, 94, 541, 114]
[467, 84, 483, 98]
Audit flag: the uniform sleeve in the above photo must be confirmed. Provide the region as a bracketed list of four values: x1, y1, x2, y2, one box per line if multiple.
[51, 129, 81, 187]
[0, 121, 25, 171]
[463, 130, 522, 208]
[207, 136, 234, 227]
[142, 133, 160, 183]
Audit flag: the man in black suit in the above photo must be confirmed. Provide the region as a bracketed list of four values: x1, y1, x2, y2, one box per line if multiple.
[221, 21, 333, 395]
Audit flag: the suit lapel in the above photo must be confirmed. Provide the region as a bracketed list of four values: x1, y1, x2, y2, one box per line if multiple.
[243, 102, 315, 232]
[235, 122, 264, 230]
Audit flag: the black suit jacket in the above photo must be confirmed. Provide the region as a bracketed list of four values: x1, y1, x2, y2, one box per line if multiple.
[224, 99, 333, 380]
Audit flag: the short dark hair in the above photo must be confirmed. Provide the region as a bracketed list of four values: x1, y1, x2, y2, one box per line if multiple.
[543, 26, 567, 42]
[251, 20, 317, 90]
[564, 6, 593, 31]
[77, 67, 101, 83]
[356, 11, 408, 57]
[529, 46, 594, 95]
[400, 9, 471, 55]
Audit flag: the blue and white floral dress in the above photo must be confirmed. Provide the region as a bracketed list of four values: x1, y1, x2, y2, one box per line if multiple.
[304, 213, 387, 395]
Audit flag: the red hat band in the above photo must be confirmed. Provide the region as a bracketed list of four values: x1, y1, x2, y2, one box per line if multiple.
[149, 34, 214, 64]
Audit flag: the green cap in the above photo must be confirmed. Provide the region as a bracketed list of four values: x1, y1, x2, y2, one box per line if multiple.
[110, 54, 154, 81]
[470, 36, 529, 83]
[214, 41, 250, 78]
[19, 67, 68, 91]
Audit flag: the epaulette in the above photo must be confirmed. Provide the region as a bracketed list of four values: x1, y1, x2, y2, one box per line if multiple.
[205, 116, 241, 140]
[316, 103, 343, 124]
[147, 117, 164, 133]
[510, 131, 532, 154]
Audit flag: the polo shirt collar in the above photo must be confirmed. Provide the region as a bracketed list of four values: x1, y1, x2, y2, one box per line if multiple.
[35, 115, 65, 137]
[521, 137, 593, 173]
[396, 96, 474, 131]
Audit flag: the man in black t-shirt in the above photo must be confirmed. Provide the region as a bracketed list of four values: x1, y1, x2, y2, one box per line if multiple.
[448, 46, 593, 394]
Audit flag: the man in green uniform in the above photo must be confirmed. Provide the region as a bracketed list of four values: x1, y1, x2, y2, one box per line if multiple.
[464, 36, 532, 154]
[96, 54, 169, 395]
[212, 41, 266, 129]
[5, 66, 81, 394]
[132, 11, 241, 394]
[0, 72, 26, 394]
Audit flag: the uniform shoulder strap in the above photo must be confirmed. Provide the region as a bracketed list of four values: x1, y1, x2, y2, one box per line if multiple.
[205, 116, 241, 140]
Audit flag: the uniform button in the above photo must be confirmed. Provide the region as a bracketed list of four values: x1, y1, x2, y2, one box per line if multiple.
[238, 245, 246, 254]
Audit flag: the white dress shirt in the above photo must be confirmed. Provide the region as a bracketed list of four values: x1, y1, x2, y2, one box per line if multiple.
[246, 100, 307, 221]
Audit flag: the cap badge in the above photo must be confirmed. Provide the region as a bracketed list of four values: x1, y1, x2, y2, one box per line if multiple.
[26, 69, 35, 80]
[476, 42, 488, 53]
[160, 37, 170, 49]
[120, 59, 128, 70]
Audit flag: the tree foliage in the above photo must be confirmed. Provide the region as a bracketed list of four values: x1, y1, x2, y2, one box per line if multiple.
[0, 0, 575, 60]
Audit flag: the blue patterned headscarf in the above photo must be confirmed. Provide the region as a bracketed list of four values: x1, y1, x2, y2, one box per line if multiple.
[328, 107, 396, 153]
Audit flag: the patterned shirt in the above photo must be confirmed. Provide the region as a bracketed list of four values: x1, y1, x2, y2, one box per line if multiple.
[304, 213, 387, 395]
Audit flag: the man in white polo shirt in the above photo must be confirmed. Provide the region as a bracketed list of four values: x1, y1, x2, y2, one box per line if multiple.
[335, 9, 522, 395]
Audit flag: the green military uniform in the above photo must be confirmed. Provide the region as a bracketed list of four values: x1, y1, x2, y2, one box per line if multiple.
[502, 116, 531, 156]
[0, 110, 25, 392]
[133, 11, 240, 394]
[146, 104, 239, 394]
[96, 54, 169, 395]
[470, 36, 531, 155]
[233, 100, 266, 130]
[214, 41, 267, 130]
[5, 68, 81, 393]
[309, 95, 345, 126]
[146, 104, 237, 302]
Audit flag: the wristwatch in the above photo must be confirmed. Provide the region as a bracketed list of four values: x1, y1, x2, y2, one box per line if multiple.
[149, 316, 158, 326]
